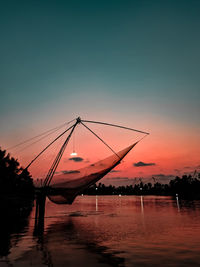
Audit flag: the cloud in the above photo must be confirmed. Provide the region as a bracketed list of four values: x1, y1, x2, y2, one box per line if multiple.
[153, 174, 174, 179]
[183, 172, 191, 175]
[69, 157, 84, 162]
[153, 174, 166, 178]
[106, 177, 129, 181]
[133, 161, 156, 167]
[100, 163, 106, 167]
[62, 170, 80, 174]
[174, 169, 180, 172]
[101, 177, 139, 186]
[183, 166, 191, 169]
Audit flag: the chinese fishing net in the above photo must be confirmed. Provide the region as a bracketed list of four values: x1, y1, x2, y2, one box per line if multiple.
[47, 142, 138, 204]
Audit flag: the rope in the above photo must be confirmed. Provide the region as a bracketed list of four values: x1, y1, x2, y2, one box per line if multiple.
[19, 117, 149, 177]
[82, 119, 149, 135]
[136, 133, 149, 143]
[15, 125, 69, 153]
[7, 118, 75, 150]
[24, 124, 75, 170]
[80, 121, 121, 159]
[43, 122, 78, 187]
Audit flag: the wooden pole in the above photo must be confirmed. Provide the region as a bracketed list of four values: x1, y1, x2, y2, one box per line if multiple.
[34, 189, 46, 235]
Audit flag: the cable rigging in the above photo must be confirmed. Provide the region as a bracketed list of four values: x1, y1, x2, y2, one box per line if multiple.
[7, 119, 75, 151]
[15, 117, 149, 188]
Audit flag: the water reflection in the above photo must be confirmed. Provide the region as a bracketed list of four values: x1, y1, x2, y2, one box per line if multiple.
[2, 196, 200, 266]
[176, 194, 180, 212]
[140, 195, 144, 214]
[0, 196, 33, 262]
[32, 200, 125, 266]
[43, 218, 125, 266]
[96, 195, 98, 212]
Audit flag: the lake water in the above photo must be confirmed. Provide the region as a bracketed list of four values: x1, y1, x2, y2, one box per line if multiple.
[1, 195, 200, 266]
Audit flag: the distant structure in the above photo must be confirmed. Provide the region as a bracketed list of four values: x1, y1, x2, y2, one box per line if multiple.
[11, 117, 149, 227]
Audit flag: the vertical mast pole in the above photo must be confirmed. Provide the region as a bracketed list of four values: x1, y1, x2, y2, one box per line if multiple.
[43, 117, 81, 187]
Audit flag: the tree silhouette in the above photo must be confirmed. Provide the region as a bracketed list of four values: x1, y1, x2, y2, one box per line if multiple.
[0, 147, 34, 195]
[83, 173, 200, 199]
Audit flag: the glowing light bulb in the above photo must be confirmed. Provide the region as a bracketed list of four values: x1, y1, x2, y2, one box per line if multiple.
[70, 152, 77, 156]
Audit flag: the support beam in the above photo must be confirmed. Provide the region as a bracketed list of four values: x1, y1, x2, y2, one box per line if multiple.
[81, 121, 120, 159]
[43, 118, 80, 187]
[82, 119, 149, 135]
[24, 124, 74, 170]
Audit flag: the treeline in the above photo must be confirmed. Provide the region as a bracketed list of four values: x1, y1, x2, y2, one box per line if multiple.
[83, 174, 200, 199]
[0, 148, 34, 256]
[0, 148, 34, 197]
[1, 147, 200, 200]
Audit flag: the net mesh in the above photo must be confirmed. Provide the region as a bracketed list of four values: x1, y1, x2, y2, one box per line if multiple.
[47, 142, 137, 204]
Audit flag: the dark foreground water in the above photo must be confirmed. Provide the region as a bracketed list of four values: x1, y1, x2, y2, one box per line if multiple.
[1, 195, 200, 266]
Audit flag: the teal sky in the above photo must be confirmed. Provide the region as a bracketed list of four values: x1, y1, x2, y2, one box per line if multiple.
[1, 0, 200, 177]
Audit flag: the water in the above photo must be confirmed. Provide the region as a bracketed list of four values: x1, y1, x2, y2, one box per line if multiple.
[1, 195, 200, 266]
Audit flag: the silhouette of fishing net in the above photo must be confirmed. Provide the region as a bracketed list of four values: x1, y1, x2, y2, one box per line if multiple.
[47, 142, 137, 204]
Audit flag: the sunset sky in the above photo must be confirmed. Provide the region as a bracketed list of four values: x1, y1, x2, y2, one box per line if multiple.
[1, 0, 200, 185]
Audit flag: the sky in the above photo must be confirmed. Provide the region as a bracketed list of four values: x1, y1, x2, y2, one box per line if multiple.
[1, 0, 200, 185]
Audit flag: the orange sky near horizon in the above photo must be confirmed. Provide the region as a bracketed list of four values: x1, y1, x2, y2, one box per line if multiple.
[1, 0, 200, 186]
[3, 116, 200, 184]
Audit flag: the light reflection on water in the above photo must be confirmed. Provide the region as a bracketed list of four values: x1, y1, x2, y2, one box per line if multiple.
[1, 195, 200, 266]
